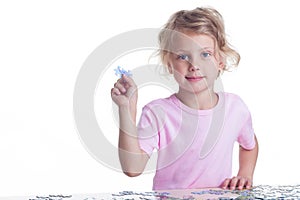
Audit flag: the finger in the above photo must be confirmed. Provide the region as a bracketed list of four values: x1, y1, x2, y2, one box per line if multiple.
[111, 87, 121, 96]
[114, 81, 127, 93]
[221, 178, 231, 189]
[237, 178, 246, 190]
[245, 179, 252, 189]
[229, 176, 239, 190]
[121, 74, 135, 87]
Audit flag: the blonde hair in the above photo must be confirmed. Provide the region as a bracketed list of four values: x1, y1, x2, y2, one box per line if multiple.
[158, 7, 240, 71]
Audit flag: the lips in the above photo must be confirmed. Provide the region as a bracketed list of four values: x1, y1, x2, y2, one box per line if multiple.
[185, 76, 204, 82]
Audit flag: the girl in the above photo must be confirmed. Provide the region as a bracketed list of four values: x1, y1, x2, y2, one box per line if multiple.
[111, 7, 258, 191]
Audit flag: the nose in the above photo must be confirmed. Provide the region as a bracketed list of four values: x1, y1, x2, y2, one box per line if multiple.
[189, 64, 200, 71]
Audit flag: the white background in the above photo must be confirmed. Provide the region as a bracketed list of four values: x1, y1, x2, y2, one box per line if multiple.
[1, 0, 300, 197]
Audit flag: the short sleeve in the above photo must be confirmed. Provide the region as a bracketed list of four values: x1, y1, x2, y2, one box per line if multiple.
[237, 113, 256, 150]
[137, 105, 159, 156]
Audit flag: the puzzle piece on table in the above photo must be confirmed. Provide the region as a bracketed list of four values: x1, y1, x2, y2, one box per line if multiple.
[249, 185, 300, 199]
[114, 66, 132, 78]
[26, 185, 300, 200]
[28, 194, 72, 200]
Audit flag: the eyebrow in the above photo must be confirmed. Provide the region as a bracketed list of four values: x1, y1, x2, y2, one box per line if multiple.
[173, 47, 215, 54]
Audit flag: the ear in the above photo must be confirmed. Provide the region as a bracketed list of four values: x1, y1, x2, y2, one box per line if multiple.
[217, 53, 226, 71]
[167, 63, 173, 74]
[218, 54, 225, 69]
[218, 61, 225, 70]
[217, 59, 225, 77]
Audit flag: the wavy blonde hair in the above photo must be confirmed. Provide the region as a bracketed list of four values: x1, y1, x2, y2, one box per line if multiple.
[158, 7, 240, 71]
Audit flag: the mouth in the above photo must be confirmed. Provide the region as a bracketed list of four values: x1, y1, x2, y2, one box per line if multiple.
[185, 76, 204, 82]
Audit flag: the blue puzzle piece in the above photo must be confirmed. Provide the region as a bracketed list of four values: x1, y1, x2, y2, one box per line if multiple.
[114, 66, 132, 78]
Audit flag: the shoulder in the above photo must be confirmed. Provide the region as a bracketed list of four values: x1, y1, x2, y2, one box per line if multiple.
[140, 94, 181, 120]
[139, 94, 178, 123]
[222, 92, 248, 106]
[142, 94, 176, 110]
[221, 92, 251, 115]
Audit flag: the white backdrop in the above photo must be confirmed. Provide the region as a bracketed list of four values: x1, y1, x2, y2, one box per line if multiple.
[1, 0, 300, 197]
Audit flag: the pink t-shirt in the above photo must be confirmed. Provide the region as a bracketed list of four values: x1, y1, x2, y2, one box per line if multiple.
[137, 92, 256, 190]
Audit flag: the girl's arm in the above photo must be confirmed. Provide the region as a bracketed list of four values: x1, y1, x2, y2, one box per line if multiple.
[221, 135, 259, 190]
[118, 105, 150, 177]
[111, 75, 149, 177]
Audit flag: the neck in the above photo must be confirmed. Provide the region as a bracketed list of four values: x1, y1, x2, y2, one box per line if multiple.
[175, 89, 218, 110]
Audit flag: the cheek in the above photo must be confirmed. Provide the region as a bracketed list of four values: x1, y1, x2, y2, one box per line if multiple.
[169, 61, 188, 74]
[207, 67, 219, 76]
[171, 64, 186, 78]
[202, 61, 219, 76]
[173, 71, 186, 84]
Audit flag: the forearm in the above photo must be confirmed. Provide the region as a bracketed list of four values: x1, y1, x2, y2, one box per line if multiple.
[118, 105, 148, 176]
[118, 105, 139, 153]
[237, 135, 259, 179]
[222, 135, 259, 190]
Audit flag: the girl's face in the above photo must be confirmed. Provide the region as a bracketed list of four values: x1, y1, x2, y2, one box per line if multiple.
[167, 32, 224, 94]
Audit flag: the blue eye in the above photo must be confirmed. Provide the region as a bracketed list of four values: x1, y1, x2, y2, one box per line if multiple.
[177, 54, 189, 61]
[201, 52, 211, 58]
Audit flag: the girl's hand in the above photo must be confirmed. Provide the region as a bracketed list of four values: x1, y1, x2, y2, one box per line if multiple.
[111, 75, 138, 107]
[221, 176, 252, 190]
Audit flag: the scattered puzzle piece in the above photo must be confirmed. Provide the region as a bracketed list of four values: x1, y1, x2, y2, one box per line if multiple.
[28, 194, 72, 200]
[15, 185, 300, 200]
